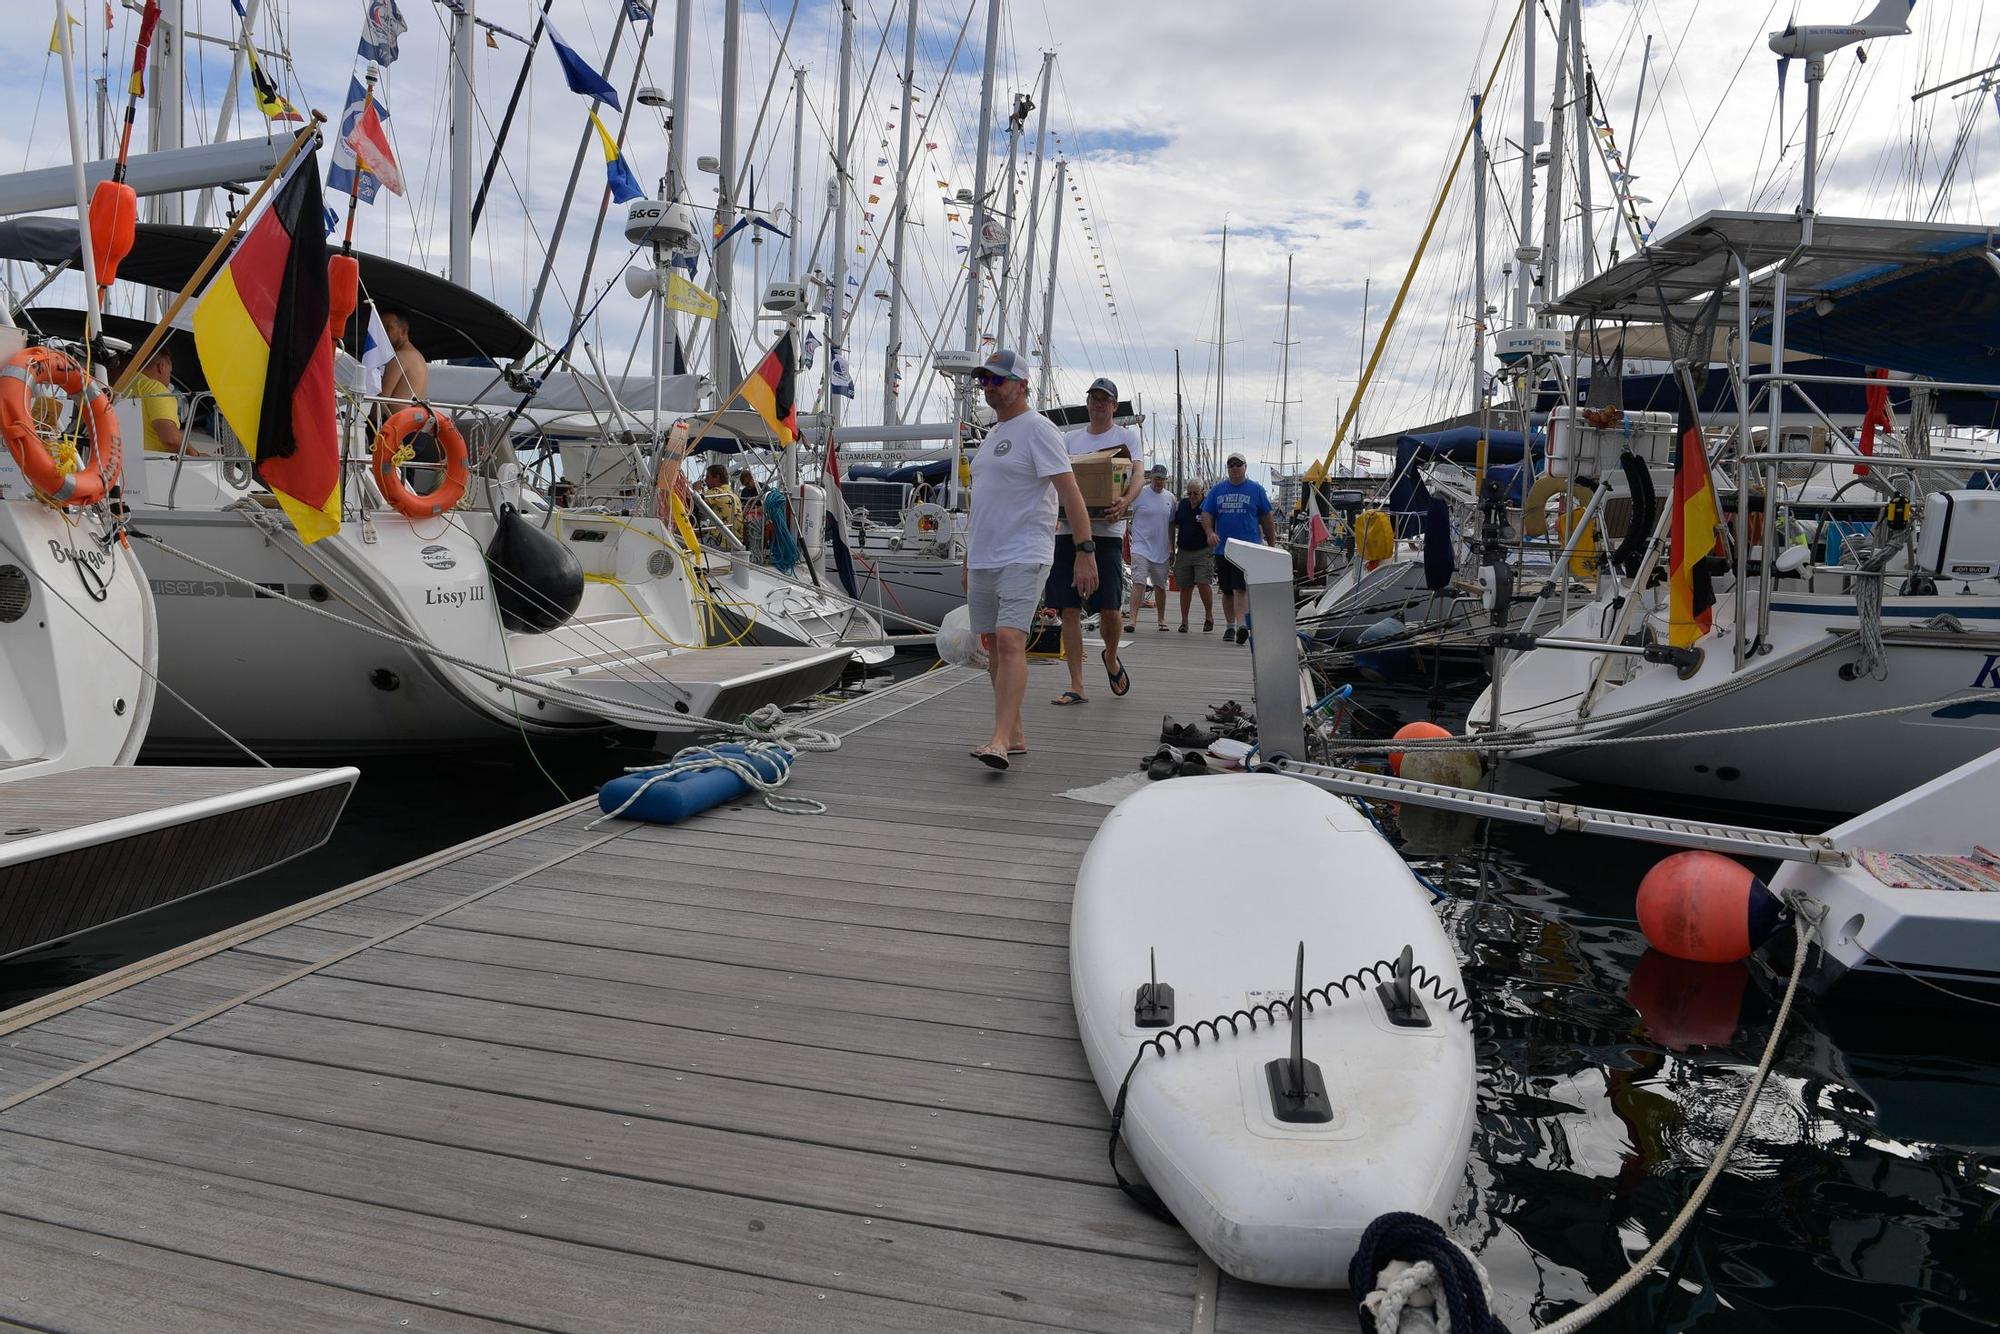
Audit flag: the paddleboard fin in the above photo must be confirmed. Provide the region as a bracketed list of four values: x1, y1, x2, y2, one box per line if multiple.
[1377, 944, 1434, 1028]
[1134, 947, 1176, 1028]
[1264, 942, 1334, 1124]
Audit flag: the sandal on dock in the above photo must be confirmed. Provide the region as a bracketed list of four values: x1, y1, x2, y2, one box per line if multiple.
[970, 746, 1011, 771]
[1102, 650, 1131, 697]
[1052, 690, 1089, 706]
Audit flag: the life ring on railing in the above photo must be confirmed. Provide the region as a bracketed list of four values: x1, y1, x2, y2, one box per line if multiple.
[0, 345, 118, 507]
[1521, 473, 1600, 577]
[371, 405, 469, 519]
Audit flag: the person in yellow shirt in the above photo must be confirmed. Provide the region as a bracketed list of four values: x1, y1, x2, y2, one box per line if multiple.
[699, 462, 744, 543]
[124, 348, 188, 455]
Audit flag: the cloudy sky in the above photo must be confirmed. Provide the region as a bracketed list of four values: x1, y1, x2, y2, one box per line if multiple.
[5, 0, 1997, 479]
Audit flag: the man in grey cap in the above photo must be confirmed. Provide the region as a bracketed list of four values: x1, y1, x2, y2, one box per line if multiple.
[962, 349, 1098, 770]
[1046, 375, 1145, 703]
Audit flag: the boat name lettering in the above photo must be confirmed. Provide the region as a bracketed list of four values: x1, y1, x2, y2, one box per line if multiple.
[46, 540, 106, 570]
[1974, 654, 2000, 690]
[423, 584, 486, 607]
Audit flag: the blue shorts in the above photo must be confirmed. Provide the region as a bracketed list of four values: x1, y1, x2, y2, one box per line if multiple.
[1044, 535, 1126, 613]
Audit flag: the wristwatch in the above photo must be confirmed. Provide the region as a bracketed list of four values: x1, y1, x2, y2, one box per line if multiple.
[1076, 539, 1098, 553]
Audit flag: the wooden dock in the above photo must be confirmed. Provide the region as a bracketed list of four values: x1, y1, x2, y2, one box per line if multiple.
[0, 627, 1357, 1332]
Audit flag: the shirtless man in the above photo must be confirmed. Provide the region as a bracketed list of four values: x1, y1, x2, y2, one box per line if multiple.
[378, 308, 429, 402]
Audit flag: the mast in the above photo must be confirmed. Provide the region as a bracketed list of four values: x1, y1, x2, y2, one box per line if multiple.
[1570, 0, 1594, 282]
[1275, 254, 1295, 479]
[448, 0, 476, 286]
[1537, 0, 1570, 325]
[992, 89, 1030, 348]
[1035, 157, 1065, 409]
[1355, 275, 1370, 446]
[1473, 93, 1489, 479]
[789, 67, 807, 282]
[53, 0, 102, 342]
[1514, 7, 1535, 328]
[961, 0, 1003, 353]
[194, 0, 261, 228]
[147, 0, 184, 226]
[883, 0, 916, 424]
[1215, 221, 1228, 472]
[670, 0, 692, 199]
[1016, 52, 1054, 353]
[1173, 349, 1184, 486]
[713, 0, 743, 395]
[827, 0, 854, 450]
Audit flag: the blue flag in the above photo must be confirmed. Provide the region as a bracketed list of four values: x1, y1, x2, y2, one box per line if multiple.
[357, 0, 407, 66]
[328, 78, 388, 204]
[544, 19, 621, 110]
[623, 0, 655, 20]
[829, 347, 854, 399]
[591, 112, 645, 204]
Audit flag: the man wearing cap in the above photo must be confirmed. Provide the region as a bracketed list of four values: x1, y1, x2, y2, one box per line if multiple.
[1047, 375, 1145, 704]
[1172, 478, 1216, 632]
[963, 350, 1099, 770]
[1127, 464, 1176, 632]
[1199, 454, 1276, 643]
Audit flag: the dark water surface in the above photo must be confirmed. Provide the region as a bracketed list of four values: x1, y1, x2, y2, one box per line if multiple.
[4, 672, 1996, 1330]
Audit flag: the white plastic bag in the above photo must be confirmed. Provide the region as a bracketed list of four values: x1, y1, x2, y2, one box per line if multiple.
[935, 603, 989, 669]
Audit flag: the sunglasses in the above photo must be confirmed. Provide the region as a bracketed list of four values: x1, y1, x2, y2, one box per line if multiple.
[975, 372, 1009, 388]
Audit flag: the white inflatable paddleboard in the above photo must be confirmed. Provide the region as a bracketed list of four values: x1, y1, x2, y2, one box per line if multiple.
[1071, 772, 1476, 1288]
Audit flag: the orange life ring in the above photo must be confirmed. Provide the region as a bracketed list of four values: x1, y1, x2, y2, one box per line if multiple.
[371, 405, 469, 519]
[0, 345, 118, 507]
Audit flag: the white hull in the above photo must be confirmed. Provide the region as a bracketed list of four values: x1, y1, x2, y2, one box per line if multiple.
[1477, 590, 2000, 813]
[0, 499, 154, 774]
[848, 548, 966, 629]
[134, 467, 845, 757]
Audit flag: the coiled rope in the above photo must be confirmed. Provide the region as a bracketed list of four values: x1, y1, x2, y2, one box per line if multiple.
[587, 734, 826, 829]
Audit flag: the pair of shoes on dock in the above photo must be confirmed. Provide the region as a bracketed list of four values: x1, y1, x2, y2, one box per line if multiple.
[1143, 746, 1210, 781]
[1160, 715, 1216, 747]
[1208, 700, 1251, 724]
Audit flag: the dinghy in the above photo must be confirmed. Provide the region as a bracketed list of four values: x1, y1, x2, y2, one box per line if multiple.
[1071, 772, 1476, 1287]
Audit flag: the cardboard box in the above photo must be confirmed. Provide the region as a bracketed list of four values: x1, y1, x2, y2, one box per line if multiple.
[1071, 445, 1134, 513]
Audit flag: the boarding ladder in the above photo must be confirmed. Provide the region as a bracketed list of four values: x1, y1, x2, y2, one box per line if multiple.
[1274, 759, 1853, 867]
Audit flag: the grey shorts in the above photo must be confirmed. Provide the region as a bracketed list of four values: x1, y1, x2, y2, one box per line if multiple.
[968, 562, 1050, 634]
[1173, 549, 1216, 586]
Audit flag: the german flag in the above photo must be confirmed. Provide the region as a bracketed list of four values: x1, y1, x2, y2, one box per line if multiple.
[741, 332, 797, 446]
[1669, 394, 1722, 649]
[192, 156, 342, 543]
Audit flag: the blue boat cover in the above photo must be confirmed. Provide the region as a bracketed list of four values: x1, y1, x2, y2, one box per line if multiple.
[1388, 427, 1542, 535]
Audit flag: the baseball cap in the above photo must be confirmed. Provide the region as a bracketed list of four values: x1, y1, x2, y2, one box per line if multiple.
[978, 349, 1030, 381]
[1226, 453, 1247, 466]
[1086, 376, 1118, 400]
[1147, 463, 1167, 478]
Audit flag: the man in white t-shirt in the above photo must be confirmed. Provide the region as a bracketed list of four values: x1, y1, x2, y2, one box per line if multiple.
[1047, 375, 1145, 704]
[963, 349, 1099, 771]
[1126, 464, 1176, 632]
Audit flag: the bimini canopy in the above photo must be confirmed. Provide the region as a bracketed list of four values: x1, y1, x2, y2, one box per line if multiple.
[1389, 427, 1540, 535]
[1758, 249, 2000, 385]
[0, 218, 534, 362]
[849, 459, 950, 484]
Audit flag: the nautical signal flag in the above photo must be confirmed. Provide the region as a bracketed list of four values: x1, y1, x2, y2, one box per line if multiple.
[545, 19, 621, 110]
[590, 112, 645, 203]
[191, 156, 342, 544]
[740, 333, 797, 447]
[343, 91, 404, 195]
[248, 48, 305, 122]
[47, 10, 79, 55]
[129, 1, 163, 96]
[330, 79, 392, 203]
[357, 0, 408, 65]
[1669, 394, 1723, 649]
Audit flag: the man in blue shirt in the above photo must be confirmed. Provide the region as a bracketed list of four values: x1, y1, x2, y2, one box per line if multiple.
[1198, 454, 1277, 643]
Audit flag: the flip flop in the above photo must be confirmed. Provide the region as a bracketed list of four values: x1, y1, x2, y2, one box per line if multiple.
[1176, 751, 1210, 777]
[1102, 650, 1131, 697]
[970, 746, 1010, 770]
[1007, 746, 1028, 756]
[1051, 690, 1089, 706]
[1157, 623, 1170, 632]
[1144, 747, 1180, 781]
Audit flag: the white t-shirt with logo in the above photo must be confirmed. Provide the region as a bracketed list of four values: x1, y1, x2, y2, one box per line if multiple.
[1128, 483, 1176, 563]
[1059, 422, 1144, 539]
[966, 410, 1074, 569]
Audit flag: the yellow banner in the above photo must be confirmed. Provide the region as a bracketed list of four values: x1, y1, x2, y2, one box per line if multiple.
[666, 273, 719, 321]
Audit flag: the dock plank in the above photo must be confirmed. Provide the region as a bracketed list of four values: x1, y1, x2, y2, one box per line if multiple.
[0, 630, 1314, 1330]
